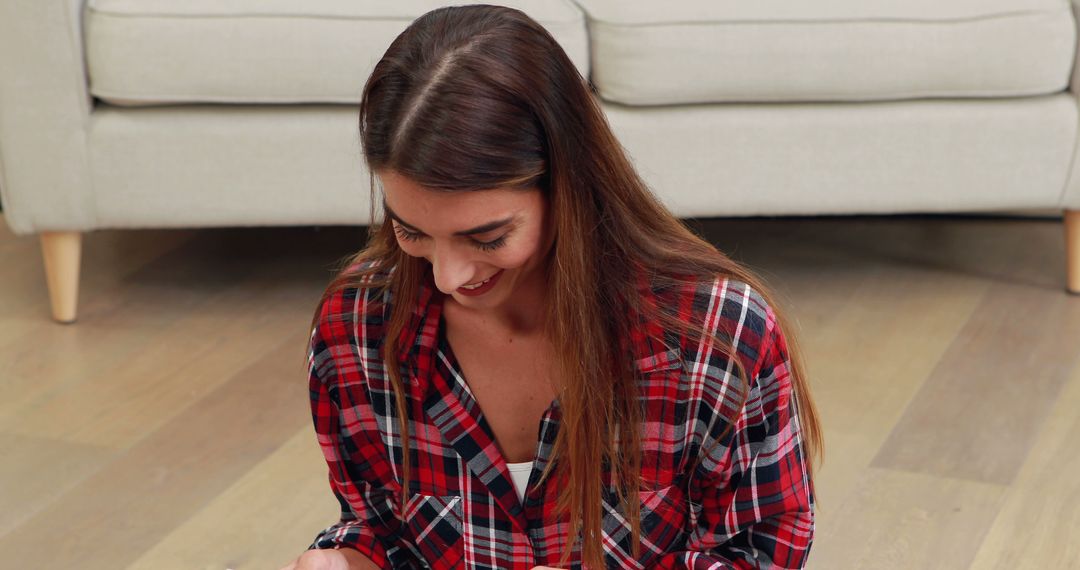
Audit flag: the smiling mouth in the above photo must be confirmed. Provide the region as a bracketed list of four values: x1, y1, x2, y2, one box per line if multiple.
[460, 273, 497, 290]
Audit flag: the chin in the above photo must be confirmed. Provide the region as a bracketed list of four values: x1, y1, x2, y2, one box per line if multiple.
[453, 287, 505, 306]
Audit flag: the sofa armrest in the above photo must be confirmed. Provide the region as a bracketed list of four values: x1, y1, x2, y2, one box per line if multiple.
[1070, 1, 1080, 94]
[0, 0, 95, 236]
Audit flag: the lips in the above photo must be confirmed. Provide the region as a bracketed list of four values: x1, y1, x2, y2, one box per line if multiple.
[462, 275, 494, 289]
[456, 269, 504, 296]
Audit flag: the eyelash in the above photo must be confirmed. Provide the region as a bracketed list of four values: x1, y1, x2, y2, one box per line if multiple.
[393, 225, 507, 252]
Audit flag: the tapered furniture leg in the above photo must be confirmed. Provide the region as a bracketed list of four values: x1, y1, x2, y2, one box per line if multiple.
[39, 231, 82, 323]
[1068, 210, 1080, 295]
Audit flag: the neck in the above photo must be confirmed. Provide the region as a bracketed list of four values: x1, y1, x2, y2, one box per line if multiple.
[446, 269, 547, 337]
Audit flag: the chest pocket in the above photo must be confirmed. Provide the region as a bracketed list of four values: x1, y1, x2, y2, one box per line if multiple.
[601, 483, 690, 568]
[404, 493, 464, 567]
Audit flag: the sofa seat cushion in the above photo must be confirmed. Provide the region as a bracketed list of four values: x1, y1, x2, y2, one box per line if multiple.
[85, 0, 589, 106]
[577, 0, 1076, 105]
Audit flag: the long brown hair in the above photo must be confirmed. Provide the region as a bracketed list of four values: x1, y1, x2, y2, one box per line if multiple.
[308, 5, 822, 568]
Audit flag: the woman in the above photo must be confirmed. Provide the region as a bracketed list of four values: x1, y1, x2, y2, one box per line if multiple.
[282, 4, 821, 569]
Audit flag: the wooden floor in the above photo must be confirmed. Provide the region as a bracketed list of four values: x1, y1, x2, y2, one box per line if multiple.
[1, 212, 1078, 569]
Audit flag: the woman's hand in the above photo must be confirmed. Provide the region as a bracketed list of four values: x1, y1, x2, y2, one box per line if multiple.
[279, 548, 369, 570]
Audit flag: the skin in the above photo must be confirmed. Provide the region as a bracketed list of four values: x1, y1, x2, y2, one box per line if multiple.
[277, 546, 378, 569]
[278, 547, 561, 569]
[378, 169, 555, 333]
[383, 171, 564, 570]
[277, 172, 564, 570]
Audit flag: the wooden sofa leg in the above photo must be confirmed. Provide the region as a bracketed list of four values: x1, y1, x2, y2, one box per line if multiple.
[39, 231, 82, 323]
[1068, 210, 1080, 295]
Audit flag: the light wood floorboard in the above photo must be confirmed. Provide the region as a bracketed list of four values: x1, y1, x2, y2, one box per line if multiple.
[1, 212, 1076, 569]
[0, 432, 115, 537]
[968, 345, 1080, 569]
[128, 427, 338, 570]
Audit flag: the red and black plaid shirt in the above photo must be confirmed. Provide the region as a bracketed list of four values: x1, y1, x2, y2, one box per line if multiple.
[306, 262, 814, 569]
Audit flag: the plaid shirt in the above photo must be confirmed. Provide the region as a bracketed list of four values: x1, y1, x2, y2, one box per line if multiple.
[306, 263, 814, 569]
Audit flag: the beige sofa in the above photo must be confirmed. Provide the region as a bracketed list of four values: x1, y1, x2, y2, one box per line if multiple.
[2, 0, 1079, 324]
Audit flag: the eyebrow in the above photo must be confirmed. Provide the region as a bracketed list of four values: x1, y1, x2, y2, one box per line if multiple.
[382, 200, 516, 237]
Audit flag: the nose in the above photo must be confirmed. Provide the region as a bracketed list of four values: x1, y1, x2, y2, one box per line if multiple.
[430, 243, 475, 294]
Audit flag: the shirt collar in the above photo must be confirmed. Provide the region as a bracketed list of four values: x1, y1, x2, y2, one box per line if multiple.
[393, 263, 683, 381]
[394, 267, 442, 377]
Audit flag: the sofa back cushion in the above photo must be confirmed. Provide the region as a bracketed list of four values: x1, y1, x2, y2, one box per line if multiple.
[577, 0, 1077, 104]
[86, 0, 590, 106]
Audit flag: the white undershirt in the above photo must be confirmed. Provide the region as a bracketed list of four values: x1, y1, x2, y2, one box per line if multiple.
[505, 460, 534, 503]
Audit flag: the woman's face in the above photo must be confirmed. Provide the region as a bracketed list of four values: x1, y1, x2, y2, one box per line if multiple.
[378, 170, 554, 312]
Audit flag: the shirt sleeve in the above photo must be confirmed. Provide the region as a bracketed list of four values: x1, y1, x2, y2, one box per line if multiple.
[305, 311, 420, 569]
[653, 304, 815, 569]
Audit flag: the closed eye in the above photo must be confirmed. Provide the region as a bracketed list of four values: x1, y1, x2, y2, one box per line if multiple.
[474, 235, 507, 252]
[393, 224, 424, 243]
[393, 224, 508, 252]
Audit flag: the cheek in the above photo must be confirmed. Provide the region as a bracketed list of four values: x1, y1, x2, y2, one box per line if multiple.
[497, 229, 545, 269]
[490, 245, 532, 269]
